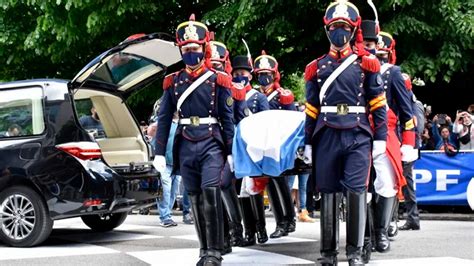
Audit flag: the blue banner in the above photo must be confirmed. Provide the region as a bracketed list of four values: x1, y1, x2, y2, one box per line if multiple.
[414, 151, 474, 208]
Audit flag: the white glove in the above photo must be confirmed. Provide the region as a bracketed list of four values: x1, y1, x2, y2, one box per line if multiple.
[372, 140, 387, 158]
[227, 155, 234, 172]
[400, 144, 418, 162]
[303, 144, 312, 165]
[152, 155, 166, 173]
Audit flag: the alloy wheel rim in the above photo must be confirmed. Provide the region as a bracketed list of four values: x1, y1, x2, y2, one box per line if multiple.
[0, 194, 36, 240]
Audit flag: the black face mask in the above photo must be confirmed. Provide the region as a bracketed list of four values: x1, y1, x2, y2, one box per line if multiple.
[258, 73, 273, 86]
[93, 113, 100, 120]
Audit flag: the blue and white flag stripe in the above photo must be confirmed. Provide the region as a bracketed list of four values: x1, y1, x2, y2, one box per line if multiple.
[233, 110, 305, 178]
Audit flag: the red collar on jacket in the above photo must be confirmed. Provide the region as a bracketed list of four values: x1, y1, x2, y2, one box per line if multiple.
[328, 46, 353, 60]
[185, 64, 207, 79]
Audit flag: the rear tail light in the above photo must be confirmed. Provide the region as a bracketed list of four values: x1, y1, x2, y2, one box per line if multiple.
[56, 142, 102, 160]
[83, 199, 103, 207]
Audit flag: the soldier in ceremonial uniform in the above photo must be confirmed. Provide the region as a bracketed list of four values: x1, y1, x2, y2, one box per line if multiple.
[254, 52, 297, 238]
[302, 1, 387, 265]
[360, 21, 417, 257]
[231, 55, 270, 246]
[375, 32, 421, 232]
[209, 40, 246, 251]
[154, 15, 234, 266]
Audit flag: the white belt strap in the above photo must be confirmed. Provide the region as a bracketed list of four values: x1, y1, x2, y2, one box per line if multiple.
[267, 90, 279, 102]
[176, 70, 214, 112]
[380, 63, 393, 75]
[178, 117, 218, 125]
[245, 89, 258, 100]
[320, 106, 366, 114]
[319, 54, 358, 104]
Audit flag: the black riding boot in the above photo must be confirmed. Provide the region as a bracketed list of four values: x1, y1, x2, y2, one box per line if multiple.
[374, 195, 395, 253]
[202, 187, 224, 266]
[346, 190, 367, 266]
[362, 200, 374, 264]
[189, 192, 208, 266]
[239, 197, 256, 246]
[221, 186, 244, 247]
[273, 177, 296, 233]
[317, 193, 340, 266]
[250, 193, 268, 243]
[267, 179, 288, 238]
[388, 198, 399, 237]
[222, 207, 232, 255]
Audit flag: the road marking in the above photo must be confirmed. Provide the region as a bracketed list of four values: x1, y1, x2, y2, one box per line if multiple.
[127, 247, 315, 265]
[362, 257, 474, 266]
[0, 243, 119, 261]
[171, 234, 316, 244]
[54, 231, 163, 243]
[53, 217, 159, 231]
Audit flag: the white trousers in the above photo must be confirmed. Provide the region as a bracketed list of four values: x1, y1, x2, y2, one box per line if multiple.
[373, 152, 397, 198]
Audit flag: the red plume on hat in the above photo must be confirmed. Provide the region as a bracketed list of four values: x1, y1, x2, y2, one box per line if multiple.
[389, 38, 397, 64]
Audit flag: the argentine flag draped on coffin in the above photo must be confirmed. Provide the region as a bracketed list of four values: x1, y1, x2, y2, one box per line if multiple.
[232, 110, 306, 178]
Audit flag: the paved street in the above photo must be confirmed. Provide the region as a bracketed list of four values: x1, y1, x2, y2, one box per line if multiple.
[0, 213, 473, 265]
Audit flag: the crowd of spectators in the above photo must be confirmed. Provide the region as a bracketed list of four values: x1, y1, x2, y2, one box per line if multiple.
[420, 104, 474, 154]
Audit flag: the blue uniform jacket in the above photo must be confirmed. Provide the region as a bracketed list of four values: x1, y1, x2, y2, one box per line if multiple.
[304, 51, 387, 144]
[246, 88, 270, 114]
[381, 62, 415, 145]
[155, 67, 234, 156]
[262, 86, 297, 111]
[233, 86, 270, 124]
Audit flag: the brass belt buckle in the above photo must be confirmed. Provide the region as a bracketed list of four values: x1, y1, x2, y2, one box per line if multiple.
[190, 116, 200, 126]
[336, 103, 349, 115]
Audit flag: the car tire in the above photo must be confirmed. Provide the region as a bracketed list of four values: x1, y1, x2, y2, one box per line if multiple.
[81, 212, 128, 232]
[0, 186, 53, 247]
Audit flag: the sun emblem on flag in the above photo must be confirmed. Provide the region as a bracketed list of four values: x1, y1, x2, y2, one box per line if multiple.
[184, 22, 199, 41]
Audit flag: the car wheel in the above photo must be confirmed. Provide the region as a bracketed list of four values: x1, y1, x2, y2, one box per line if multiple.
[81, 212, 128, 232]
[0, 186, 53, 247]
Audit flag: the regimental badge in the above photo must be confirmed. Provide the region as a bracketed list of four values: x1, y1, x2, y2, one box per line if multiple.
[258, 57, 271, 70]
[211, 44, 220, 60]
[333, 2, 349, 19]
[184, 22, 199, 41]
[226, 96, 234, 107]
[377, 35, 385, 49]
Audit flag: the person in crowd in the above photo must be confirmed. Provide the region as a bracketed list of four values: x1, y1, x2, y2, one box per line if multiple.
[467, 104, 474, 118]
[453, 111, 474, 150]
[303, 1, 387, 264]
[288, 174, 315, 223]
[154, 14, 234, 265]
[421, 127, 435, 150]
[150, 106, 179, 228]
[431, 114, 458, 152]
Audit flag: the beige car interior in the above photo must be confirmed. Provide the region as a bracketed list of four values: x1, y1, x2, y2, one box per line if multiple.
[74, 89, 149, 166]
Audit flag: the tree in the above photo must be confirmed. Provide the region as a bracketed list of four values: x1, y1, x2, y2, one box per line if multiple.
[1, 0, 473, 118]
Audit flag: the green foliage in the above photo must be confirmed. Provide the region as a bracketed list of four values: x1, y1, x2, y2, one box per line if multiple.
[0, 0, 472, 119]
